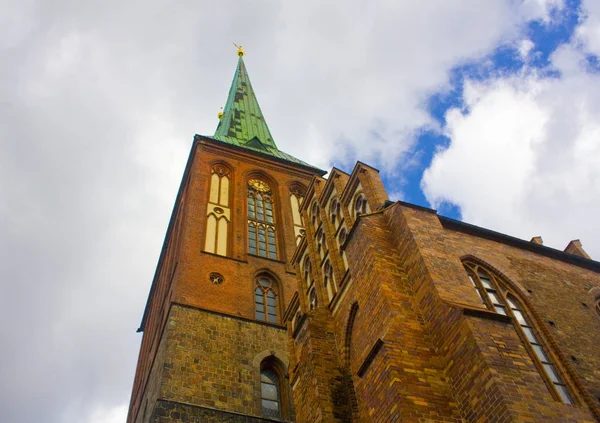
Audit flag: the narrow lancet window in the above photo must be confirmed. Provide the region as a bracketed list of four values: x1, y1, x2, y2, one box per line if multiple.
[289, 185, 305, 245]
[205, 164, 231, 256]
[464, 261, 575, 405]
[255, 277, 278, 323]
[261, 369, 281, 418]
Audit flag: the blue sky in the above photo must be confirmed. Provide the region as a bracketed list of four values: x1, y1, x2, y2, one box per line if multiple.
[382, 0, 586, 220]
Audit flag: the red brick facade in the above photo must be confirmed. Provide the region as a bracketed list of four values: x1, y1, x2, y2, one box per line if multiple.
[127, 135, 600, 422]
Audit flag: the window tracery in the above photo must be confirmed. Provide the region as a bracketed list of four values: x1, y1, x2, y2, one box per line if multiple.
[353, 193, 368, 217]
[323, 260, 336, 302]
[464, 261, 574, 404]
[248, 179, 277, 259]
[330, 197, 342, 228]
[311, 201, 320, 229]
[205, 164, 231, 256]
[254, 277, 278, 323]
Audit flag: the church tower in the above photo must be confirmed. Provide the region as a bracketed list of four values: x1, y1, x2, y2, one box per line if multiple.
[126, 48, 325, 422]
[128, 48, 600, 423]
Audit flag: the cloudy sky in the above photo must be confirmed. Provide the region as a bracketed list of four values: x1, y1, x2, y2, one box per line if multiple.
[1, 0, 599, 422]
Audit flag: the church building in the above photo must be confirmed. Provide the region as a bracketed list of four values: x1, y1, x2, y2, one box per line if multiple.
[126, 48, 600, 422]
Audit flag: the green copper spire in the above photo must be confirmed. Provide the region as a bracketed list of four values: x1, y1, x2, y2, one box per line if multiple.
[211, 53, 318, 169]
[214, 55, 277, 149]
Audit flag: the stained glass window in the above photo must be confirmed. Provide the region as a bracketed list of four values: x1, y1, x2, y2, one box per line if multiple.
[248, 180, 277, 259]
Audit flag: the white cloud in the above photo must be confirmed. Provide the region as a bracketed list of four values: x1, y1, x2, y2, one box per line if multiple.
[521, 0, 564, 23]
[265, 0, 563, 171]
[576, 0, 600, 56]
[518, 38, 536, 59]
[422, 4, 600, 258]
[0, 1, 584, 422]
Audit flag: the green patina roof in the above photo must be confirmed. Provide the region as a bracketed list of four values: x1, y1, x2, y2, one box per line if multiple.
[210, 56, 317, 169]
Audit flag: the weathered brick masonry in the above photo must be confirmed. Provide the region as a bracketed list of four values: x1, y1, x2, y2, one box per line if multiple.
[287, 162, 600, 422]
[127, 54, 600, 423]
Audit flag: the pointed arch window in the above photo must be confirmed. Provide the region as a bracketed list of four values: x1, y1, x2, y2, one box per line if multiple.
[248, 179, 277, 259]
[330, 197, 342, 229]
[260, 368, 281, 418]
[315, 226, 327, 259]
[259, 358, 290, 420]
[308, 288, 317, 311]
[255, 277, 278, 323]
[464, 261, 574, 404]
[290, 185, 306, 245]
[323, 260, 336, 302]
[338, 228, 348, 246]
[311, 201, 320, 229]
[205, 164, 231, 256]
[303, 255, 313, 288]
[353, 193, 368, 218]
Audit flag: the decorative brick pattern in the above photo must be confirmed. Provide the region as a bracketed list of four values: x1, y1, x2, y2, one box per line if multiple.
[129, 133, 600, 422]
[128, 137, 319, 423]
[289, 162, 599, 422]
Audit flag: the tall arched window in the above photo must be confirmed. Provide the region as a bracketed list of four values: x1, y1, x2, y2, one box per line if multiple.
[255, 277, 278, 323]
[353, 193, 368, 218]
[464, 261, 574, 404]
[316, 226, 327, 259]
[289, 185, 306, 245]
[205, 164, 231, 256]
[311, 201, 320, 229]
[248, 179, 277, 259]
[323, 260, 336, 302]
[259, 357, 289, 420]
[260, 368, 281, 418]
[303, 256, 313, 288]
[338, 227, 349, 271]
[330, 197, 342, 229]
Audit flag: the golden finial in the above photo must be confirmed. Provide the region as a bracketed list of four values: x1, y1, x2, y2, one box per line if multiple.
[233, 42, 245, 57]
[217, 107, 223, 119]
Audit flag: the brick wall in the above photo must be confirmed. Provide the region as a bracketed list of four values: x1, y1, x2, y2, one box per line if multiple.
[159, 304, 290, 417]
[128, 137, 321, 423]
[290, 162, 599, 422]
[383, 202, 599, 421]
[129, 142, 600, 423]
[138, 303, 293, 421]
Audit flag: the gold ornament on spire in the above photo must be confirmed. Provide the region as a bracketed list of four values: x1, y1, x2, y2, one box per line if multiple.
[233, 42, 245, 57]
[217, 107, 223, 119]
